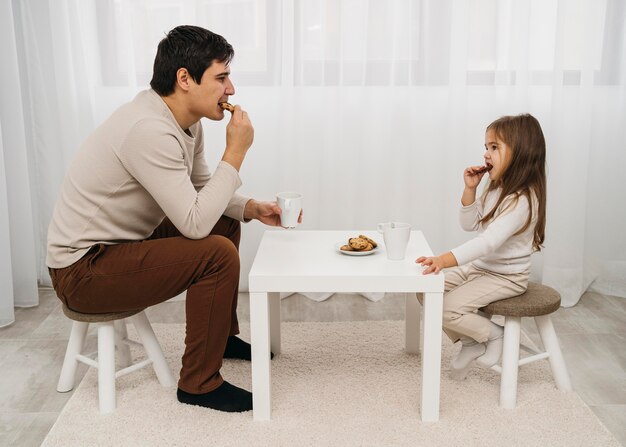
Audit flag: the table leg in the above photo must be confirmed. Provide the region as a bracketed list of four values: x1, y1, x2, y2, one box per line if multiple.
[421, 292, 443, 422]
[405, 293, 421, 354]
[250, 292, 272, 420]
[268, 292, 281, 355]
[420, 297, 425, 354]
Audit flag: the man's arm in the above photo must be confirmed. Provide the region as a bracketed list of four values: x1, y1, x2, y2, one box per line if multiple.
[190, 123, 211, 190]
[120, 121, 242, 239]
[189, 108, 254, 222]
[221, 105, 253, 171]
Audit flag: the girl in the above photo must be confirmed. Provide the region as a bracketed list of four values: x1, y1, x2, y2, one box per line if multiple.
[417, 114, 546, 376]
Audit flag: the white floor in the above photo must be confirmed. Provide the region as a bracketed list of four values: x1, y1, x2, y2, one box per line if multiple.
[1, 288, 624, 446]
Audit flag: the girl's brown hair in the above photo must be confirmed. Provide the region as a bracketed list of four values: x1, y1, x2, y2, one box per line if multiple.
[480, 114, 546, 251]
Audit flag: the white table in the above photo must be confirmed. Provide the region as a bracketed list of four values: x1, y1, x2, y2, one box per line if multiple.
[248, 230, 444, 422]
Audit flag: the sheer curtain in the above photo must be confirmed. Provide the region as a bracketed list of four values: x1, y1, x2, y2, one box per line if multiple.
[1, 0, 39, 327]
[6, 0, 625, 319]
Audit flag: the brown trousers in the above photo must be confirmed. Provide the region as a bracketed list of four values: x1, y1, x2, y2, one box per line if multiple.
[49, 216, 241, 394]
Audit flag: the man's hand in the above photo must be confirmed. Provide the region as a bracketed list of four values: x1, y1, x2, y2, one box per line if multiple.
[415, 252, 458, 275]
[222, 105, 254, 171]
[244, 199, 303, 227]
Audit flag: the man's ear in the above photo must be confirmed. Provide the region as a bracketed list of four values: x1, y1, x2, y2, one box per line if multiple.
[176, 68, 191, 92]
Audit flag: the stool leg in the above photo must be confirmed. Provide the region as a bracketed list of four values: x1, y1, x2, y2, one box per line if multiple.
[500, 317, 521, 409]
[114, 319, 132, 367]
[97, 323, 116, 414]
[129, 312, 176, 387]
[57, 321, 89, 392]
[535, 315, 572, 392]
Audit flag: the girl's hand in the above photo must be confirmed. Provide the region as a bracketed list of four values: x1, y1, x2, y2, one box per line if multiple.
[463, 165, 487, 190]
[416, 256, 445, 275]
[416, 252, 458, 274]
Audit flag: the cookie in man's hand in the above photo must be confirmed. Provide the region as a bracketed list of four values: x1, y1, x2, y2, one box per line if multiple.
[218, 102, 235, 113]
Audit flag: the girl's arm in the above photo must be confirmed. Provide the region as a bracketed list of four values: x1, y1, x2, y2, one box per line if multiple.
[461, 186, 477, 206]
[459, 199, 482, 231]
[461, 165, 488, 205]
[415, 167, 486, 274]
[451, 194, 531, 266]
[459, 166, 489, 230]
[417, 194, 532, 275]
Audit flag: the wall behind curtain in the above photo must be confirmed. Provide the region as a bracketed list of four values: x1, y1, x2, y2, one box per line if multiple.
[11, 0, 626, 307]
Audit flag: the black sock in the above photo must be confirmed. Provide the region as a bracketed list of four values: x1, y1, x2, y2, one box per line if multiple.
[224, 336, 274, 360]
[177, 381, 252, 412]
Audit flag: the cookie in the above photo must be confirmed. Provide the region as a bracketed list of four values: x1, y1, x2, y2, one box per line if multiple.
[340, 245, 354, 251]
[475, 164, 493, 174]
[348, 237, 369, 250]
[359, 235, 378, 248]
[218, 102, 235, 112]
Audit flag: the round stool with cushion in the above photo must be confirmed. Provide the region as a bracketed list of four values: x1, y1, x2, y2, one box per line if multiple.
[480, 282, 573, 409]
[57, 305, 176, 414]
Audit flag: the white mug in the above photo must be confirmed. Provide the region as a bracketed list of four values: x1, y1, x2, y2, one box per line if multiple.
[277, 192, 302, 228]
[377, 222, 411, 260]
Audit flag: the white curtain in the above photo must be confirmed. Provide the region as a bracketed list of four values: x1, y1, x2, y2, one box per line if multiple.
[0, 0, 39, 327]
[5, 0, 625, 319]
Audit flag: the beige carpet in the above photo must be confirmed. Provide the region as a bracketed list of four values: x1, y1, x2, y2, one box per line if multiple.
[42, 321, 619, 447]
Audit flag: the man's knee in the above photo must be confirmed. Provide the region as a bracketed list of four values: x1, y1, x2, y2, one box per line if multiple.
[201, 235, 240, 272]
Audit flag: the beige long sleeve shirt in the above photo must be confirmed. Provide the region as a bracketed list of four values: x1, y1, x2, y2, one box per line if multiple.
[450, 188, 538, 275]
[47, 89, 249, 269]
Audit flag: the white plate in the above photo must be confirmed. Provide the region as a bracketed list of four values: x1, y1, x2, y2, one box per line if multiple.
[335, 242, 378, 256]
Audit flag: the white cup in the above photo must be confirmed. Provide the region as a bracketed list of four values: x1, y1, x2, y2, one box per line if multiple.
[277, 192, 302, 228]
[377, 222, 411, 260]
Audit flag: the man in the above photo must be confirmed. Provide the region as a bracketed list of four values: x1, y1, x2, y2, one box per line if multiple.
[47, 25, 295, 412]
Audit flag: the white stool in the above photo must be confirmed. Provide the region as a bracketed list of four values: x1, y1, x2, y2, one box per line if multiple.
[480, 282, 573, 409]
[57, 305, 176, 414]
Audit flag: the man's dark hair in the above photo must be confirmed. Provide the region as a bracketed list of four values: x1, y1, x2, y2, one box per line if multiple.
[150, 25, 234, 96]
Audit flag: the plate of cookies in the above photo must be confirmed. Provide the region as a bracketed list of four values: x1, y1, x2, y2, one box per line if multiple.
[336, 235, 378, 256]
